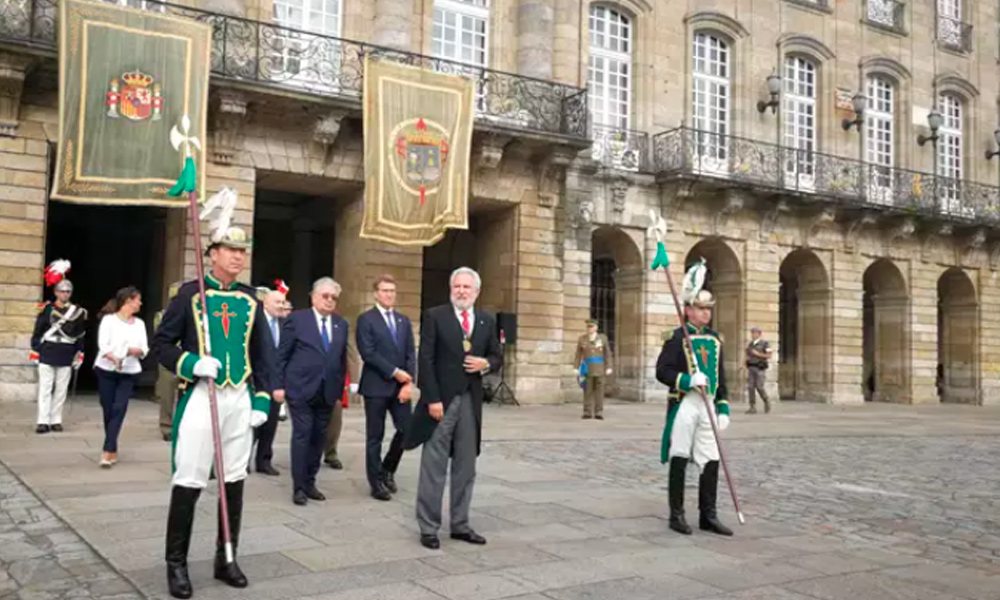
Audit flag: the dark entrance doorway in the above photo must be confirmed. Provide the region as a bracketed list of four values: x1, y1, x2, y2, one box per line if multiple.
[44, 202, 169, 394]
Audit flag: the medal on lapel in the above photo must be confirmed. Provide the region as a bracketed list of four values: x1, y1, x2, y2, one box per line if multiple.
[463, 339, 472, 353]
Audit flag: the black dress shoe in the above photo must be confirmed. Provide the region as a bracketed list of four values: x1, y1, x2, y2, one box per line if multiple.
[213, 558, 248, 588]
[595, 415, 604, 420]
[304, 487, 326, 501]
[370, 484, 391, 502]
[326, 458, 343, 470]
[51, 424, 63, 432]
[35, 424, 50, 434]
[669, 513, 693, 535]
[450, 531, 487, 545]
[382, 472, 398, 494]
[256, 464, 280, 476]
[700, 513, 734, 536]
[293, 490, 308, 505]
[581, 415, 593, 420]
[420, 534, 440, 549]
[166, 563, 192, 599]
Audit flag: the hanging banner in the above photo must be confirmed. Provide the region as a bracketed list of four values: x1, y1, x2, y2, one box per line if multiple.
[51, 0, 210, 206]
[361, 56, 474, 246]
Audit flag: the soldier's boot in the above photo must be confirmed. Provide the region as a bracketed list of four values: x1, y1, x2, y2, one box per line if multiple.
[763, 398, 771, 414]
[668, 456, 692, 535]
[165, 486, 201, 599]
[214, 480, 248, 588]
[699, 461, 733, 536]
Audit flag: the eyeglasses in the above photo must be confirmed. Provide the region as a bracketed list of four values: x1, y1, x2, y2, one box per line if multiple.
[319, 293, 339, 301]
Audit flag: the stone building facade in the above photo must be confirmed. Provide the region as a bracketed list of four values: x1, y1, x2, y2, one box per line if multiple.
[1, 0, 998, 406]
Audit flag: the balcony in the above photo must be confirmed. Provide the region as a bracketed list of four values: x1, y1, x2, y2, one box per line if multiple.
[652, 127, 1000, 225]
[865, 0, 906, 35]
[937, 16, 973, 53]
[592, 125, 648, 172]
[0, 0, 588, 140]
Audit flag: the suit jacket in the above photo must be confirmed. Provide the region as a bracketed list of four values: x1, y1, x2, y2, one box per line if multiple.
[275, 309, 348, 408]
[403, 304, 502, 455]
[356, 307, 416, 398]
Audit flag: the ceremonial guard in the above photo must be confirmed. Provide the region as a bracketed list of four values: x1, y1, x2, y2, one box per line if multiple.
[656, 263, 733, 538]
[30, 260, 87, 433]
[152, 222, 272, 599]
[574, 319, 613, 420]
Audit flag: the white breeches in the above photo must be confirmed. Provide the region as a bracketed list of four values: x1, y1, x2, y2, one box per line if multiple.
[668, 392, 720, 469]
[172, 380, 252, 489]
[37, 364, 71, 425]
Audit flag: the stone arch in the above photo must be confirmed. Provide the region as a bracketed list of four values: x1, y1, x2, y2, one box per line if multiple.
[685, 237, 743, 401]
[778, 248, 831, 402]
[591, 226, 644, 400]
[862, 259, 910, 403]
[937, 267, 979, 404]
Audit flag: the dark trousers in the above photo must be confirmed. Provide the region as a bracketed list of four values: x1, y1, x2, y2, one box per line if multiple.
[364, 395, 412, 489]
[96, 368, 135, 453]
[289, 398, 332, 493]
[253, 400, 281, 468]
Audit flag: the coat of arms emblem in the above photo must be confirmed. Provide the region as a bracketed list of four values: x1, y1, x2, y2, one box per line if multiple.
[391, 117, 450, 205]
[106, 70, 163, 121]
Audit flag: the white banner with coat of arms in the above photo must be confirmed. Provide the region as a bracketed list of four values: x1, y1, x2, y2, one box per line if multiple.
[361, 57, 475, 246]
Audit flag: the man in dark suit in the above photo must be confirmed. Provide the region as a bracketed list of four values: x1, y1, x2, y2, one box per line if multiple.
[252, 288, 288, 476]
[357, 274, 416, 501]
[404, 267, 502, 550]
[272, 277, 349, 506]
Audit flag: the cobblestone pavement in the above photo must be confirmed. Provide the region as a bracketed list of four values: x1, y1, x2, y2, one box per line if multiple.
[488, 435, 1000, 573]
[2, 398, 1000, 600]
[0, 462, 143, 600]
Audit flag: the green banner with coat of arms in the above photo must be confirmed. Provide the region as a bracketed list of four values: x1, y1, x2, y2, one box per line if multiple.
[361, 56, 475, 246]
[51, 0, 210, 206]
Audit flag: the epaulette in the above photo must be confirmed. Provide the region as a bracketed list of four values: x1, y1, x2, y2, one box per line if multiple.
[35, 301, 50, 312]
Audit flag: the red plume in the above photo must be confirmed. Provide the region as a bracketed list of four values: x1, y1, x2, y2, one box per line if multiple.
[273, 279, 290, 295]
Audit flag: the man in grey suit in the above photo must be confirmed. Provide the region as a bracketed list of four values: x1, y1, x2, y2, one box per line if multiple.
[404, 267, 502, 550]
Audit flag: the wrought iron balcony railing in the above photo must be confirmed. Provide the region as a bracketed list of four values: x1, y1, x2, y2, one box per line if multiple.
[937, 16, 973, 53]
[592, 125, 648, 172]
[0, 0, 588, 139]
[652, 127, 1000, 224]
[865, 0, 906, 34]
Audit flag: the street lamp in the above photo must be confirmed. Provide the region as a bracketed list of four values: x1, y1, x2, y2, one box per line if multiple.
[918, 109, 944, 146]
[841, 92, 867, 131]
[756, 72, 782, 114]
[985, 129, 1000, 160]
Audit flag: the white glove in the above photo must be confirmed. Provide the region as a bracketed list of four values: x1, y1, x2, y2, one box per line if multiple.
[249, 410, 268, 428]
[349, 383, 359, 394]
[718, 414, 730, 431]
[192, 356, 222, 379]
[689, 371, 708, 389]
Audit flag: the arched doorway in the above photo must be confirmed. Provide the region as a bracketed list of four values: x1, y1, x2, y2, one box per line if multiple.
[862, 259, 910, 403]
[778, 249, 831, 402]
[591, 227, 643, 400]
[685, 238, 743, 401]
[937, 268, 978, 404]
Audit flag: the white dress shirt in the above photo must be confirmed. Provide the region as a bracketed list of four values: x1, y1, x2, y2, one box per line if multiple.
[453, 304, 474, 336]
[95, 314, 149, 374]
[265, 312, 281, 348]
[312, 308, 332, 340]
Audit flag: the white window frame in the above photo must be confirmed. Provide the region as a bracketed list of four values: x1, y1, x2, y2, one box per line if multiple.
[105, 0, 165, 12]
[937, 93, 966, 215]
[271, 0, 343, 91]
[588, 5, 635, 169]
[937, 0, 963, 49]
[865, 75, 895, 205]
[691, 32, 730, 174]
[782, 55, 817, 190]
[432, 0, 490, 68]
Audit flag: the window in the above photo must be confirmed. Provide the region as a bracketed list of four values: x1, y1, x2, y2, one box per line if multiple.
[937, 0, 965, 50]
[937, 93, 963, 210]
[271, 0, 342, 87]
[865, 76, 895, 202]
[866, 0, 904, 32]
[782, 56, 816, 187]
[589, 5, 634, 168]
[692, 32, 730, 170]
[432, 0, 489, 67]
[104, 0, 165, 12]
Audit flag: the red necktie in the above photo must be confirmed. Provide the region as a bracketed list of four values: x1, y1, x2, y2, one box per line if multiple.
[461, 310, 470, 336]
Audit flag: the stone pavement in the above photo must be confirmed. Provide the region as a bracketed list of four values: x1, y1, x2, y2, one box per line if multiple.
[1, 397, 999, 600]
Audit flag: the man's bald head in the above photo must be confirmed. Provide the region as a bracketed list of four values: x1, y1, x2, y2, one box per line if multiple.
[263, 290, 286, 317]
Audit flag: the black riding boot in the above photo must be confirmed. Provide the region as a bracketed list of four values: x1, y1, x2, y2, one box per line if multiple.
[214, 480, 248, 588]
[668, 456, 692, 534]
[699, 461, 733, 536]
[165, 486, 201, 599]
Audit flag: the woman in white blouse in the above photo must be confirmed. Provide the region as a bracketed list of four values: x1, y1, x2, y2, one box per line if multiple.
[95, 286, 148, 467]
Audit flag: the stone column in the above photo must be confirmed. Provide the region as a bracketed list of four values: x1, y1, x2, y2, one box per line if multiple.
[874, 294, 910, 404]
[797, 287, 832, 403]
[517, 0, 555, 80]
[830, 251, 865, 405]
[372, 0, 413, 51]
